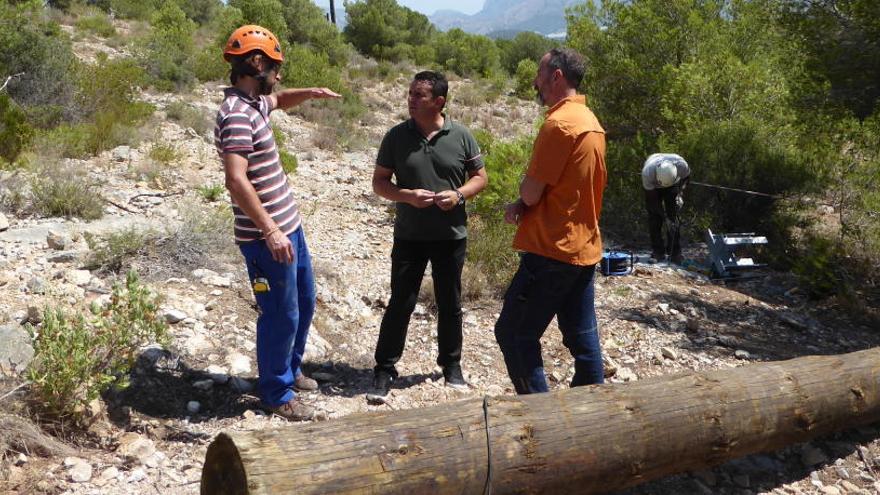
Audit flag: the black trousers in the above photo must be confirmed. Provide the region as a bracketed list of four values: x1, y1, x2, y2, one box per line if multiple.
[644, 185, 682, 257]
[374, 238, 466, 375]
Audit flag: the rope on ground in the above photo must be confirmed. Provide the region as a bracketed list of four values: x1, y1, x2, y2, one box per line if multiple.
[482, 395, 493, 495]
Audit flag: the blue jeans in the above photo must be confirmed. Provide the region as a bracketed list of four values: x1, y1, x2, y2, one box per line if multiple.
[239, 227, 315, 407]
[494, 252, 604, 394]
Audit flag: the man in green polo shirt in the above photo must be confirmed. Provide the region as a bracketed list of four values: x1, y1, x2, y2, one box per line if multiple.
[370, 70, 487, 397]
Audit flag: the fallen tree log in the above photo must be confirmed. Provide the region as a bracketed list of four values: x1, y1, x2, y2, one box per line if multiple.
[201, 348, 880, 494]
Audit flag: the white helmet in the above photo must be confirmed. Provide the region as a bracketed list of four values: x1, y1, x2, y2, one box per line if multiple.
[656, 160, 678, 188]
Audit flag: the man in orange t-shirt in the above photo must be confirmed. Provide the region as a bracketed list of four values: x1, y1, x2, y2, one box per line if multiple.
[494, 48, 607, 394]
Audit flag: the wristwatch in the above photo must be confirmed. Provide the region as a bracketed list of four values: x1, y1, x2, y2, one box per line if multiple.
[455, 189, 465, 206]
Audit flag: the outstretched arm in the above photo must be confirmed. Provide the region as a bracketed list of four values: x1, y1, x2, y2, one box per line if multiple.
[269, 87, 342, 111]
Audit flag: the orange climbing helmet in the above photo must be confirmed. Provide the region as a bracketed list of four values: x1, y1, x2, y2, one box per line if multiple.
[223, 25, 283, 63]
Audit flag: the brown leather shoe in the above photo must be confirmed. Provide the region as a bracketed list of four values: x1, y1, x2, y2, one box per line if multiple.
[270, 399, 315, 421]
[294, 374, 318, 391]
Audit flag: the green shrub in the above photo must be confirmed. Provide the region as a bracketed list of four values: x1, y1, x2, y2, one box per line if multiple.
[497, 31, 557, 74]
[344, 0, 435, 61]
[74, 7, 116, 37]
[140, 0, 197, 90]
[280, 0, 349, 66]
[514, 59, 538, 100]
[193, 45, 228, 82]
[30, 167, 104, 220]
[165, 101, 212, 135]
[471, 134, 533, 216]
[0, 94, 34, 165]
[467, 215, 519, 293]
[791, 235, 849, 299]
[283, 44, 343, 90]
[153, 203, 237, 275]
[280, 149, 298, 174]
[148, 143, 179, 164]
[434, 29, 501, 78]
[198, 183, 225, 202]
[107, 0, 163, 20]
[26, 271, 168, 421]
[86, 227, 157, 272]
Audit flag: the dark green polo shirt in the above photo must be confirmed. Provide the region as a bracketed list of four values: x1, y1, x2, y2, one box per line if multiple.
[376, 116, 484, 241]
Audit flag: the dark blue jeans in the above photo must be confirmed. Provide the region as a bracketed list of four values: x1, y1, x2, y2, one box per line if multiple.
[239, 228, 315, 407]
[494, 252, 604, 394]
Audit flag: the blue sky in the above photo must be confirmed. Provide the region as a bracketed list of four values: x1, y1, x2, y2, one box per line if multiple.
[313, 0, 485, 16]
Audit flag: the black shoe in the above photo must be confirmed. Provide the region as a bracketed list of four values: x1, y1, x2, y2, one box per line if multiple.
[443, 365, 467, 389]
[370, 370, 394, 397]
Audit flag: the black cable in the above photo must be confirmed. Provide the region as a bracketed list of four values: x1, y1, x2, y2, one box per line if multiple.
[482, 395, 493, 495]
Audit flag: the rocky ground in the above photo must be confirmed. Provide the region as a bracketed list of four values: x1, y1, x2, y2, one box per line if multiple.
[2, 34, 880, 495]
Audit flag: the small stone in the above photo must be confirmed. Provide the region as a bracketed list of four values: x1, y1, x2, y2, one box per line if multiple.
[366, 393, 387, 405]
[202, 275, 232, 287]
[660, 347, 678, 360]
[117, 433, 156, 463]
[840, 481, 860, 493]
[734, 349, 751, 360]
[100, 466, 119, 481]
[163, 309, 187, 324]
[193, 379, 214, 391]
[0, 323, 34, 376]
[46, 230, 70, 250]
[187, 401, 201, 414]
[617, 367, 638, 382]
[47, 251, 80, 263]
[242, 410, 257, 420]
[27, 276, 46, 294]
[0, 212, 8, 231]
[230, 376, 253, 393]
[658, 303, 670, 313]
[64, 269, 91, 286]
[128, 467, 146, 482]
[14, 453, 27, 466]
[206, 364, 229, 384]
[227, 353, 252, 375]
[111, 145, 132, 162]
[68, 461, 92, 482]
[835, 466, 850, 479]
[819, 486, 841, 495]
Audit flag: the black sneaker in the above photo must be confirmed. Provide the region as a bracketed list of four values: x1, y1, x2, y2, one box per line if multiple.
[370, 370, 394, 397]
[443, 365, 468, 389]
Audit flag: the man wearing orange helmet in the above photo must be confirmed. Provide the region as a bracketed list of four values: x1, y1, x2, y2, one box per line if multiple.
[214, 25, 341, 420]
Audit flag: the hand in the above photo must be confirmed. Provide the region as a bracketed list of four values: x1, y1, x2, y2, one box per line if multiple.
[433, 190, 459, 211]
[675, 194, 684, 209]
[308, 87, 342, 99]
[408, 189, 436, 208]
[266, 229, 294, 264]
[504, 200, 525, 225]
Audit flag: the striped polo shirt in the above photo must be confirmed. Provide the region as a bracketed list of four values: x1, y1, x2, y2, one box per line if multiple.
[214, 88, 301, 243]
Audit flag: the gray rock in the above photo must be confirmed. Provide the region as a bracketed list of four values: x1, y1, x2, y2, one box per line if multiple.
[68, 461, 93, 483]
[303, 327, 332, 362]
[27, 276, 46, 294]
[111, 146, 132, 162]
[64, 269, 92, 286]
[230, 376, 254, 393]
[0, 323, 34, 376]
[226, 352, 252, 375]
[206, 364, 229, 384]
[47, 251, 81, 263]
[186, 401, 201, 414]
[46, 230, 70, 250]
[0, 213, 8, 231]
[193, 379, 214, 391]
[660, 347, 678, 360]
[116, 433, 156, 463]
[162, 309, 187, 324]
[99, 466, 120, 481]
[128, 467, 146, 482]
[734, 349, 751, 360]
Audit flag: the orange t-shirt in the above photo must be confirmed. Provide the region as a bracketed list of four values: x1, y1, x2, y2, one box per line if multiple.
[513, 95, 607, 266]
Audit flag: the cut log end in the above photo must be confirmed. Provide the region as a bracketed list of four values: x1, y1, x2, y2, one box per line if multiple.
[201, 433, 248, 495]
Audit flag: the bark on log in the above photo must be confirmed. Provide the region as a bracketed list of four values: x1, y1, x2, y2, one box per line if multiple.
[201, 348, 880, 494]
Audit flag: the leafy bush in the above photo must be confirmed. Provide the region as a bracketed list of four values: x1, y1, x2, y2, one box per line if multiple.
[165, 101, 212, 135]
[140, 0, 197, 90]
[344, 0, 435, 61]
[193, 45, 228, 82]
[434, 29, 501, 78]
[514, 59, 538, 100]
[0, 94, 34, 165]
[86, 227, 157, 273]
[26, 271, 168, 421]
[497, 31, 557, 74]
[791, 234, 849, 299]
[228, 0, 288, 40]
[148, 143, 179, 164]
[198, 183, 225, 202]
[280, 0, 348, 66]
[467, 215, 519, 294]
[106, 0, 163, 20]
[74, 7, 116, 37]
[30, 166, 104, 220]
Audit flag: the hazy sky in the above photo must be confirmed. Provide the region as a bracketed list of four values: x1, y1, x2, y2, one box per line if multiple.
[314, 0, 485, 16]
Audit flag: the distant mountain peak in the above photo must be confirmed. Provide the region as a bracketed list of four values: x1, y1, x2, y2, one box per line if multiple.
[429, 0, 582, 37]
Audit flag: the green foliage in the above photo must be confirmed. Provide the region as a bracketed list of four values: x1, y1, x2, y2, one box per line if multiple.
[141, 0, 197, 90]
[280, 0, 349, 66]
[471, 134, 533, 216]
[466, 215, 519, 294]
[26, 271, 168, 421]
[74, 6, 116, 37]
[107, 0, 163, 20]
[86, 227, 156, 272]
[165, 101, 211, 135]
[193, 45, 228, 82]
[497, 31, 557, 74]
[343, 0, 435, 61]
[434, 29, 501, 78]
[229, 0, 288, 40]
[514, 59, 538, 100]
[0, 93, 34, 165]
[30, 166, 104, 220]
[283, 44, 343, 89]
[272, 126, 298, 174]
[198, 183, 225, 202]
[791, 234, 848, 299]
[148, 143, 179, 164]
